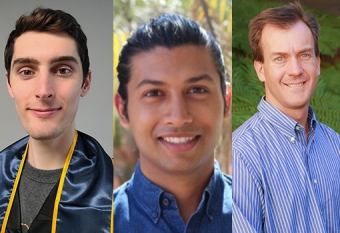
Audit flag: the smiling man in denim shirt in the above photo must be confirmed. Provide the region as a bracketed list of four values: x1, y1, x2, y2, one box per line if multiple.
[114, 14, 232, 233]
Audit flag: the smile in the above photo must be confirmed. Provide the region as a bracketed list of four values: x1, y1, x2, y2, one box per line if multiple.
[29, 108, 61, 118]
[162, 136, 196, 144]
[159, 135, 199, 152]
[286, 82, 305, 87]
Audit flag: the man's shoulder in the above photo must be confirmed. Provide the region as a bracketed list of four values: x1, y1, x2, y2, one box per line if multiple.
[316, 121, 340, 136]
[232, 112, 264, 147]
[114, 180, 131, 200]
[76, 130, 112, 161]
[114, 179, 142, 232]
[232, 112, 271, 167]
[0, 135, 29, 157]
[77, 130, 104, 149]
[220, 173, 232, 207]
[70, 131, 113, 185]
[315, 121, 340, 145]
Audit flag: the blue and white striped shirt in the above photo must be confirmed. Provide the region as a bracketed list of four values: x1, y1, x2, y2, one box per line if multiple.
[232, 97, 340, 233]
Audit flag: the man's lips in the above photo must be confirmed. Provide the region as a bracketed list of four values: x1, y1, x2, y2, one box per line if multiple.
[285, 81, 306, 87]
[162, 136, 196, 144]
[28, 107, 61, 117]
[158, 134, 200, 152]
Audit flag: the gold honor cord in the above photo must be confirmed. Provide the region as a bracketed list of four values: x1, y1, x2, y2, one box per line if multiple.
[51, 130, 78, 233]
[0, 143, 29, 233]
[111, 194, 114, 233]
[111, 158, 114, 233]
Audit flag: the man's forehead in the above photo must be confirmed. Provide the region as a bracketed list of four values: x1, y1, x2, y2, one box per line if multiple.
[261, 21, 312, 38]
[127, 45, 220, 91]
[260, 21, 314, 49]
[13, 31, 77, 50]
[130, 45, 215, 74]
[12, 31, 80, 63]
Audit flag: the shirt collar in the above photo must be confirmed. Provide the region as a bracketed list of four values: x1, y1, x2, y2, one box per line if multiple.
[129, 161, 164, 223]
[258, 96, 317, 139]
[129, 160, 224, 223]
[203, 160, 225, 220]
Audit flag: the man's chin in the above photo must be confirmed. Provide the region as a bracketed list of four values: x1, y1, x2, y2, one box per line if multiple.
[27, 129, 63, 141]
[29, 134, 58, 141]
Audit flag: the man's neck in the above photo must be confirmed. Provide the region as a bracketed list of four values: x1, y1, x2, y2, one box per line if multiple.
[284, 107, 310, 138]
[27, 129, 75, 170]
[140, 157, 214, 223]
[288, 109, 309, 128]
[170, 173, 212, 223]
[264, 97, 310, 133]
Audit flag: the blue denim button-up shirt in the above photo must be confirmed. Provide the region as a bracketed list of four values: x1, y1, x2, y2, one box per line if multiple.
[114, 160, 232, 233]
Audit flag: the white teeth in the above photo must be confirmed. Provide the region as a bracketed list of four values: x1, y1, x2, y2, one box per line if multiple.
[163, 136, 195, 144]
[287, 83, 303, 87]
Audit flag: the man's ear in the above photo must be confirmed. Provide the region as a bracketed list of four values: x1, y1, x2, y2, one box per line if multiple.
[254, 60, 266, 83]
[80, 70, 92, 97]
[223, 83, 232, 119]
[316, 56, 321, 76]
[6, 72, 14, 98]
[114, 93, 130, 128]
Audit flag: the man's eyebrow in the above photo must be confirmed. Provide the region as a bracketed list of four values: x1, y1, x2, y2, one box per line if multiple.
[271, 48, 314, 57]
[136, 79, 166, 89]
[136, 74, 215, 89]
[12, 56, 79, 69]
[271, 52, 287, 57]
[12, 57, 39, 68]
[186, 74, 215, 83]
[50, 56, 79, 64]
[298, 48, 314, 54]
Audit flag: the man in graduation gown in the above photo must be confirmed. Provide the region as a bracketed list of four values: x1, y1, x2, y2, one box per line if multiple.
[0, 8, 113, 233]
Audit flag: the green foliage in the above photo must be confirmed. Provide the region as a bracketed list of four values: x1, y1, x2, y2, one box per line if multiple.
[114, 0, 189, 31]
[311, 64, 340, 130]
[232, 0, 340, 133]
[232, 55, 265, 130]
[310, 9, 340, 57]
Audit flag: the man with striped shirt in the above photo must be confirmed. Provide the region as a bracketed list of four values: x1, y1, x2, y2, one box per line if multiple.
[233, 2, 340, 232]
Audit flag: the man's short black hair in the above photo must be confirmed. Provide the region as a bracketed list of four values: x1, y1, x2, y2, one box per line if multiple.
[117, 14, 228, 118]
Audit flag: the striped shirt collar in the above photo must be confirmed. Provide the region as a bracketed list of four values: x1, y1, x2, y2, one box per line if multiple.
[257, 96, 317, 139]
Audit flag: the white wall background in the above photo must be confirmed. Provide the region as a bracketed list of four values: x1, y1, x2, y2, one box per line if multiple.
[0, 0, 113, 156]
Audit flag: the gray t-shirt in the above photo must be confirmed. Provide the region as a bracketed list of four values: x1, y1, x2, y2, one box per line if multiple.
[18, 162, 62, 232]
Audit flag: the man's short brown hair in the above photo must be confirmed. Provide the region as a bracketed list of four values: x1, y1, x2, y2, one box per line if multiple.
[4, 7, 89, 86]
[248, 1, 320, 62]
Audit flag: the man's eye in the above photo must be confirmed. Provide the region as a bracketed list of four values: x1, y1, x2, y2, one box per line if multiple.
[301, 53, 310, 59]
[19, 70, 33, 76]
[189, 87, 207, 94]
[275, 57, 283, 62]
[145, 90, 162, 97]
[57, 68, 71, 75]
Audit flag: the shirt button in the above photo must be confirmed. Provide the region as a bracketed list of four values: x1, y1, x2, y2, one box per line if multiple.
[153, 212, 158, 218]
[290, 137, 295, 143]
[295, 126, 300, 130]
[163, 198, 169, 206]
[314, 179, 317, 184]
